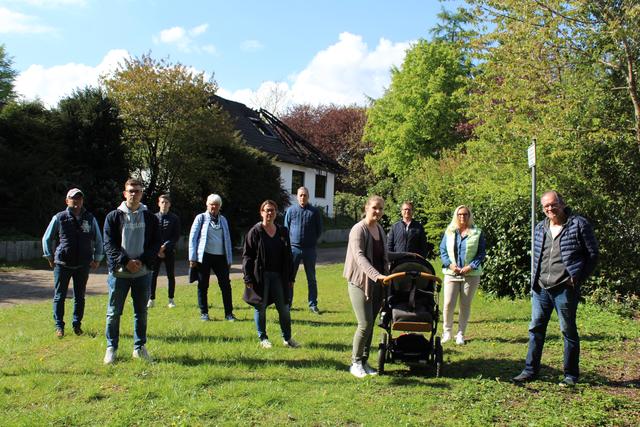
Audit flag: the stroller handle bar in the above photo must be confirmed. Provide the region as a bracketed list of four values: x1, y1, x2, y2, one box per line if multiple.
[382, 272, 442, 286]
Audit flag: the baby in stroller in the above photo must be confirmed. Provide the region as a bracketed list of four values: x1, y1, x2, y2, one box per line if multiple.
[377, 256, 443, 376]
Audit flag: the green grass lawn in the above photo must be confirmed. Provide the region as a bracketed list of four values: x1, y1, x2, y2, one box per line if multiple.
[1, 264, 638, 426]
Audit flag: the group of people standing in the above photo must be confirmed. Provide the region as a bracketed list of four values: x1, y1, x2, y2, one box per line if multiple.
[343, 198, 486, 377]
[42, 180, 598, 386]
[42, 180, 323, 363]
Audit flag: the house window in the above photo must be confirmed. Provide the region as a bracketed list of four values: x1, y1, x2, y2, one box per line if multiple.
[315, 174, 327, 198]
[291, 170, 305, 194]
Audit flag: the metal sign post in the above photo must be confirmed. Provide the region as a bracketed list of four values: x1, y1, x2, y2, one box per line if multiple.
[528, 139, 536, 278]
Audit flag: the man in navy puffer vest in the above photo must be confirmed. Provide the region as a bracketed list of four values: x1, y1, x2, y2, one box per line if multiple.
[42, 188, 104, 338]
[513, 190, 598, 387]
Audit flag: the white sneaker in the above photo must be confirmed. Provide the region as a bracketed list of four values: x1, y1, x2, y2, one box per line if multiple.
[350, 362, 368, 378]
[132, 345, 152, 361]
[260, 339, 272, 349]
[441, 331, 451, 344]
[362, 361, 378, 376]
[147, 299, 154, 308]
[167, 298, 176, 308]
[455, 332, 465, 345]
[103, 346, 117, 364]
[283, 338, 300, 348]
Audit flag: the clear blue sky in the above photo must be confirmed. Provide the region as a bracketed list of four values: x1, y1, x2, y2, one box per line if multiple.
[1, 0, 466, 109]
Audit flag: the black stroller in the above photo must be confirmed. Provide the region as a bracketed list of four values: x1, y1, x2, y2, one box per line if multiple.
[377, 256, 443, 376]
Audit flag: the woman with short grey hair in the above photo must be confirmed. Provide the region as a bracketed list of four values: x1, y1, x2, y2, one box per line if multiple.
[188, 194, 236, 321]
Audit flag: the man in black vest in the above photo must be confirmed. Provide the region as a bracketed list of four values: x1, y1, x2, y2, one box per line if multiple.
[42, 188, 104, 338]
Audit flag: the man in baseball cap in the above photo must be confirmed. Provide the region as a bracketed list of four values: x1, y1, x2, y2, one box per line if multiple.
[42, 187, 103, 338]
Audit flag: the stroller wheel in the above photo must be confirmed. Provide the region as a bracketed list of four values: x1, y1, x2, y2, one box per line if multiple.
[434, 336, 443, 377]
[377, 343, 386, 375]
[378, 332, 388, 375]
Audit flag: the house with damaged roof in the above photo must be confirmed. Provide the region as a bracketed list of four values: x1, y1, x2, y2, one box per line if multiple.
[212, 95, 345, 216]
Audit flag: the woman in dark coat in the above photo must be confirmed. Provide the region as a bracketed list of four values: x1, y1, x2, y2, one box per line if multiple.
[242, 200, 299, 349]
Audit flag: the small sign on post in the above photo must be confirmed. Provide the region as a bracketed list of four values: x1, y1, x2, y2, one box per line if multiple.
[529, 139, 536, 279]
[527, 143, 536, 168]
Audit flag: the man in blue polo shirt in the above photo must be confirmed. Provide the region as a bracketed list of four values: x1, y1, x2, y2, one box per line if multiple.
[42, 188, 103, 338]
[284, 186, 323, 314]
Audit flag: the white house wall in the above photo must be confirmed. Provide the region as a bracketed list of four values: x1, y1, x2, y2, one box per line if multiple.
[274, 160, 336, 217]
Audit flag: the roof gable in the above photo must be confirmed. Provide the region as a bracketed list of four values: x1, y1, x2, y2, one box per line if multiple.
[212, 95, 344, 173]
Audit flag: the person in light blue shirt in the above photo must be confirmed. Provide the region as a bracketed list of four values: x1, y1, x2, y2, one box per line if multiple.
[189, 194, 235, 321]
[42, 188, 103, 338]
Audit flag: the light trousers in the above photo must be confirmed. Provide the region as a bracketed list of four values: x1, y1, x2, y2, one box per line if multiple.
[442, 275, 481, 335]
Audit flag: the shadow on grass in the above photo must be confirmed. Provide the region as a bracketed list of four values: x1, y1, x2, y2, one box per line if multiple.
[163, 354, 346, 371]
[291, 318, 354, 327]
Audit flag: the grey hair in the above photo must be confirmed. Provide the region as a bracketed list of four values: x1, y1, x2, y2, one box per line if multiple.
[540, 190, 565, 206]
[206, 194, 222, 206]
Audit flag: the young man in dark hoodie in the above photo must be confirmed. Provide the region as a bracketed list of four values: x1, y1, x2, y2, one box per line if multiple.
[102, 178, 160, 364]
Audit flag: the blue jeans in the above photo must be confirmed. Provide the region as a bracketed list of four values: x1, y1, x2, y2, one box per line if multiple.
[291, 246, 318, 307]
[105, 273, 151, 350]
[254, 272, 292, 341]
[524, 285, 580, 381]
[52, 264, 89, 329]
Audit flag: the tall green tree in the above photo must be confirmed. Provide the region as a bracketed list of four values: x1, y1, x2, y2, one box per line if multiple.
[102, 54, 232, 199]
[364, 40, 470, 178]
[54, 87, 128, 221]
[0, 45, 17, 107]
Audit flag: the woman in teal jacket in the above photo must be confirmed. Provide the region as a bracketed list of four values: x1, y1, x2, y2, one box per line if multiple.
[439, 205, 486, 345]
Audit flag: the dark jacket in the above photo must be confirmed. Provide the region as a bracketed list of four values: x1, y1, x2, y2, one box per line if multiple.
[103, 208, 161, 273]
[242, 222, 295, 305]
[387, 220, 431, 258]
[531, 207, 599, 292]
[156, 211, 180, 253]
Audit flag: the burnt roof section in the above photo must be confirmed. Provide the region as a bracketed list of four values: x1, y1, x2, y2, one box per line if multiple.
[212, 95, 345, 173]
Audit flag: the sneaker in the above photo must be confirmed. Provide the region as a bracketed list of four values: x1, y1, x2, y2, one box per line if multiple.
[55, 328, 64, 338]
[362, 361, 378, 376]
[512, 371, 537, 383]
[147, 299, 154, 308]
[349, 362, 368, 378]
[455, 332, 465, 345]
[260, 339, 273, 349]
[225, 314, 237, 322]
[309, 305, 320, 314]
[132, 346, 152, 361]
[283, 338, 300, 348]
[103, 346, 117, 364]
[441, 331, 451, 344]
[200, 313, 210, 321]
[167, 298, 176, 308]
[559, 376, 577, 387]
[73, 325, 83, 336]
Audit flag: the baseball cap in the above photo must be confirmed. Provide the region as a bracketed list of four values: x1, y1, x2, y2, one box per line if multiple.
[66, 188, 84, 199]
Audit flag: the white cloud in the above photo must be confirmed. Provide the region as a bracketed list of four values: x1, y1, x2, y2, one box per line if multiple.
[153, 23, 215, 54]
[0, 6, 54, 33]
[189, 23, 208, 36]
[14, 49, 130, 107]
[158, 26, 186, 44]
[221, 32, 412, 110]
[240, 39, 263, 52]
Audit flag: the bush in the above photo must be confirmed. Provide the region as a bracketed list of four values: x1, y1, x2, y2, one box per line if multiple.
[473, 195, 531, 298]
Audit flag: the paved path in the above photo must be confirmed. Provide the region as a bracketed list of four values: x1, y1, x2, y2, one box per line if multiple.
[0, 246, 347, 308]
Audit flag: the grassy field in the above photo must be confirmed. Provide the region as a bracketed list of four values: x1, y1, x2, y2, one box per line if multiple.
[1, 263, 638, 426]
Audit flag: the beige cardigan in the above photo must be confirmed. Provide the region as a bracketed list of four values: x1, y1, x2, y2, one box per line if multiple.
[343, 220, 406, 299]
